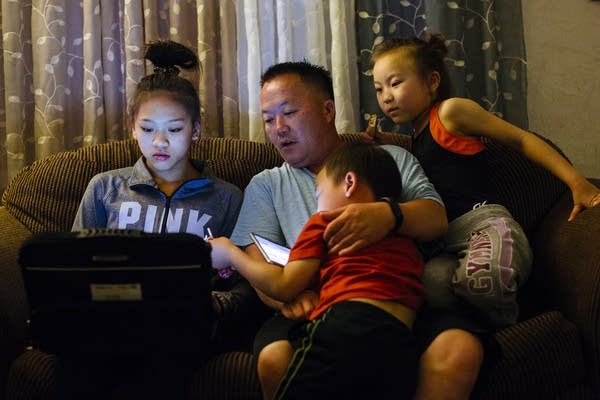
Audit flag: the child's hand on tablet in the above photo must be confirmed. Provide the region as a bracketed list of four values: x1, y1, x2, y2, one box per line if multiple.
[206, 236, 236, 278]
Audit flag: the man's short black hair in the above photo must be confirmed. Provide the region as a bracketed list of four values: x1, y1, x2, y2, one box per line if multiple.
[260, 60, 334, 100]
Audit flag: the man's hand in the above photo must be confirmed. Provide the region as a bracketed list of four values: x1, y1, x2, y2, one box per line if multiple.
[320, 202, 394, 256]
[281, 290, 319, 320]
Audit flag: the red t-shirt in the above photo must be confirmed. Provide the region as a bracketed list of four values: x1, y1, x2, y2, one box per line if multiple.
[288, 214, 424, 320]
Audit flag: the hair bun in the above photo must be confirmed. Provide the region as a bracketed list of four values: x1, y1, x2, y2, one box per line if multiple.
[425, 33, 448, 57]
[152, 65, 180, 75]
[144, 40, 199, 73]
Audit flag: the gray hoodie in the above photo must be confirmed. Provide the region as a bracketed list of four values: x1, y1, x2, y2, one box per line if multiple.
[72, 157, 242, 238]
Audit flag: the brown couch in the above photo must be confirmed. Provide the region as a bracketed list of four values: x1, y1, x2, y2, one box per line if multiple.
[1, 134, 598, 399]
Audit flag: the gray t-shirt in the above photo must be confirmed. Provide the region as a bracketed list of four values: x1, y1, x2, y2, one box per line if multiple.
[231, 144, 443, 248]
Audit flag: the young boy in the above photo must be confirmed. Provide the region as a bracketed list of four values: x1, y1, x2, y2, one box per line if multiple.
[209, 143, 424, 399]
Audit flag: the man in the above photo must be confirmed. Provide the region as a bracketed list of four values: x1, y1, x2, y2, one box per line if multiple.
[230, 61, 479, 399]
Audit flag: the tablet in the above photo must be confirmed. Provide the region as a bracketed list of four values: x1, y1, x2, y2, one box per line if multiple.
[19, 230, 214, 356]
[250, 233, 290, 266]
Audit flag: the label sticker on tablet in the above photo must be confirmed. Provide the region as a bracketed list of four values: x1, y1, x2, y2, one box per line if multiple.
[90, 283, 142, 301]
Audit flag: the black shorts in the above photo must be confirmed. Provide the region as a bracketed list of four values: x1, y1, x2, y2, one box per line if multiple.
[273, 301, 418, 399]
[254, 305, 501, 387]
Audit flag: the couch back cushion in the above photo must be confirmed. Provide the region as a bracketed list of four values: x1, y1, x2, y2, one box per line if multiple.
[190, 137, 283, 189]
[343, 132, 567, 234]
[345, 132, 567, 234]
[2, 138, 282, 234]
[1, 131, 567, 236]
[483, 135, 568, 234]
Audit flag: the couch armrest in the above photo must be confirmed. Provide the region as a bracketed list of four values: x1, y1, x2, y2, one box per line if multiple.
[0, 207, 31, 393]
[473, 311, 586, 399]
[528, 184, 600, 388]
[191, 352, 261, 399]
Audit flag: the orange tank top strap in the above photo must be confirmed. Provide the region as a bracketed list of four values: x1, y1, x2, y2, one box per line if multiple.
[429, 103, 485, 155]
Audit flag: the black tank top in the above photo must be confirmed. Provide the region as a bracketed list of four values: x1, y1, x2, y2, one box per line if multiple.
[411, 107, 492, 221]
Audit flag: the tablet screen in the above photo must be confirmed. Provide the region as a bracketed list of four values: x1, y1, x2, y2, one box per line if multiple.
[250, 233, 290, 266]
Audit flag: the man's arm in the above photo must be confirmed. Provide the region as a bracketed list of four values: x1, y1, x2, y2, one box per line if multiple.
[321, 199, 446, 256]
[398, 198, 447, 240]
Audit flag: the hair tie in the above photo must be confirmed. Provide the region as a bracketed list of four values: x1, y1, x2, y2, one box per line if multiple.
[153, 65, 180, 75]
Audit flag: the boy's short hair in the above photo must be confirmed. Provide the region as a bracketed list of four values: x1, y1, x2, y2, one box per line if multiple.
[260, 61, 334, 100]
[323, 143, 403, 199]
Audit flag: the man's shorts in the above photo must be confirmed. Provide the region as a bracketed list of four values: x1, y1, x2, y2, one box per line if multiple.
[254, 305, 502, 388]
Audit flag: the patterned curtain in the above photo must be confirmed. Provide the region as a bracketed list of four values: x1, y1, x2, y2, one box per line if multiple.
[356, 0, 527, 133]
[0, 0, 205, 193]
[235, 0, 359, 142]
[0, 0, 526, 194]
[0, 0, 359, 194]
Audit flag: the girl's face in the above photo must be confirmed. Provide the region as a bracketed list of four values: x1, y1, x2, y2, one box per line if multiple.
[373, 49, 437, 130]
[132, 91, 200, 181]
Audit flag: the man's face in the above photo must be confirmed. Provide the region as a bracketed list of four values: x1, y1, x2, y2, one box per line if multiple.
[260, 73, 335, 172]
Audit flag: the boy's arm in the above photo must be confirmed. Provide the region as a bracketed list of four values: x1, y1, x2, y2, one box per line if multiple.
[210, 237, 320, 303]
[244, 244, 287, 310]
[441, 98, 600, 220]
[245, 244, 320, 319]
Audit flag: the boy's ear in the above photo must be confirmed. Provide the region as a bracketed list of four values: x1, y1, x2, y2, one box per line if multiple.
[344, 171, 358, 198]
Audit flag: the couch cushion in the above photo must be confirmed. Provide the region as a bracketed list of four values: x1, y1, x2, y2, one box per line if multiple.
[7, 311, 587, 400]
[1, 138, 283, 234]
[472, 310, 586, 399]
[2, 156, 114, 233]
[69, 139, 142, 166]
[197, 137, 282, 190]
[207, 159, 274, 192]
[191, 137, 281, 166]
[484, 135, 568, 234]
[6, 349, 57, 399]
[190, 352, 261, 400]
[341, 132, 568, 234]
[2, 139, 141, 233]
[340, 132, 411, 148]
